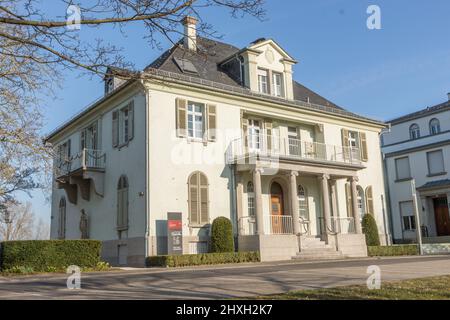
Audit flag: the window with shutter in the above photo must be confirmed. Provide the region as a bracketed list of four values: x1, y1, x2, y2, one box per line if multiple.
[112, 111, 119, 147]
[359, 132, 368, 162]
[206, 104, 217, 142]
[345, 183, 353, 217]
[265, 120, 273, 152]
[341, 129, 350, 160]
[395, 157, 411, 180]
[188, 172, 209, 226]
[117, 175, 129, 232]
[58, 197, 66, 239]
[427, 150, 445, 175]
[176, 98, 187, 138]
[365, 186, 374, 215]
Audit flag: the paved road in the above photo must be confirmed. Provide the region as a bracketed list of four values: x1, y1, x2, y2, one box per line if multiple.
[1, 255, 450, 299]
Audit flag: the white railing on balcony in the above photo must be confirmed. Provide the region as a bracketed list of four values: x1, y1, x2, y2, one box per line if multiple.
[318, 217, 356, 235]
[55, 148, 106, 177]
[264, 215, 293, 235]
[227, 133, 361, 165]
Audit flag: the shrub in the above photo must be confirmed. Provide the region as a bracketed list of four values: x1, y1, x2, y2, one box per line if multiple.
[0, 240, 102, 272]
[362, 214, 380, 246]
[210, 217, 234, 253]
[368, 245, 419, 257]
[146, 251, 260, 268]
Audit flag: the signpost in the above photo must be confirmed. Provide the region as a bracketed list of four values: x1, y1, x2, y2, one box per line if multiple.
[167, 212, 183, 255]
[411, 180, 424, 255]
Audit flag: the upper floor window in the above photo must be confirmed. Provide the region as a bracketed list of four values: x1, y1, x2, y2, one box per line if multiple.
[395, 156, 411, 181]
[80, 121, 98, 151]
[429, 118, 441, 135]
[341, 129, 368, 162]
[409, 123, 420, 140]
[106, 78, 114, 94]
[272, 72, 284, 97]
[427, 149, 445, 176]
[188, 172, 209, 226]
[175, 98, 217, 142]
[113, 101, 134, 148]
[56, 140, 71, 166]
[187, 102, 204, 139]
[257, 68, 269, 94]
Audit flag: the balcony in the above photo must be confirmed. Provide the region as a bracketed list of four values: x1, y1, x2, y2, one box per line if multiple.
[227, 133, 362, 167]
[55, 149, 106, 203]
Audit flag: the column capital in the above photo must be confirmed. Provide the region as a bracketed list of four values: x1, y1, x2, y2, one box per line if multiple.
[318, 173, 330, 181]
[251, 168, 264, 175]
[288, 171, 299, 178]
[348, 176, 359, 183]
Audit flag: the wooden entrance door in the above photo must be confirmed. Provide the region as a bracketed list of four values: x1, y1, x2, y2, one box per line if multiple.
[270, 182, 284, 234]
[433, 197, 450, 236]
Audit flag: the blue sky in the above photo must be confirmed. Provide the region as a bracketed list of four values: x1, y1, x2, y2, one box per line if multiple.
[26, 0, 450, 222]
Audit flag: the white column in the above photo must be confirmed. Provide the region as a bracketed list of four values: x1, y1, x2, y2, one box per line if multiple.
[235, 173, 244, 235]
[350, 176, 363, 234]
[318, 174, 331, 240]
[253, 168, 264, 235]
[289, 171, 301, 235]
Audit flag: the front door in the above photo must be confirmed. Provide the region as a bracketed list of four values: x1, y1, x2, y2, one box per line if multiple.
[271, 195, 283, 234]
[433, 197, 450, 236]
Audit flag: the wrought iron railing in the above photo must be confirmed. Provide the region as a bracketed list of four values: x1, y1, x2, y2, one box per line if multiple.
[318, 216, 356, 235]
[264, 215, 294, 235]
[55, 148, 106, 177]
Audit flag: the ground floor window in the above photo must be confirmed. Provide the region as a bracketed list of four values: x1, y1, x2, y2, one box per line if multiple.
[400, 201, 416, 231]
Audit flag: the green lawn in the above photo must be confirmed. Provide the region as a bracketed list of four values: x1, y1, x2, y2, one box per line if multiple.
[257, 276, 450, 300]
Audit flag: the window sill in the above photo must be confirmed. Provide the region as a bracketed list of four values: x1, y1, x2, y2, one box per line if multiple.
[395, 178, 413, 183]
[427, 172, 447, 178]
[189, 224, 211, 229]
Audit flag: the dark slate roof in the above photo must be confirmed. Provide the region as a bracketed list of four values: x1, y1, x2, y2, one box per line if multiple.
[146, 36, 343, 112]
[417, 179, 450, 191]
[388, 100, 450, 125]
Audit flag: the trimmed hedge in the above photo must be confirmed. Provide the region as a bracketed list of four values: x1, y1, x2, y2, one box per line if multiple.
[362, 214, 380, 246]
[146, 251, 260, 268]
[0, 240, 102, 272]
[368, 245, 419, 257]
[210, 217, 234, 253]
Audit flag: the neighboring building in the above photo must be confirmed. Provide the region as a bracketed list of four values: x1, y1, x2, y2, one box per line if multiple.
[382, 94, 450, 243]
[45, 16, 388, 266]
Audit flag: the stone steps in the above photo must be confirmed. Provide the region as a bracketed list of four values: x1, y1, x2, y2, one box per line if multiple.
[293, 236, 345, 260]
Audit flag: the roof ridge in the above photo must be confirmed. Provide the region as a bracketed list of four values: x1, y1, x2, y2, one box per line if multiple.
[388, 100, 450, 123]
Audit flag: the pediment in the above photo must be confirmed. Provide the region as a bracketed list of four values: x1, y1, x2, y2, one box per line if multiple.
[248, 39, 297, 64]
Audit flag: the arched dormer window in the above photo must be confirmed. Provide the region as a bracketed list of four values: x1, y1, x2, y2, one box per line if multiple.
[429, 118, 441, 135]
[409, 123, 420, 140]
[117, 175, 129, 235]
[188, 172, 209, 225]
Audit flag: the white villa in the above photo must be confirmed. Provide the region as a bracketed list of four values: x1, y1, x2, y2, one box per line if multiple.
[382, 94, 450, 244]
[46, 17, 389, 266]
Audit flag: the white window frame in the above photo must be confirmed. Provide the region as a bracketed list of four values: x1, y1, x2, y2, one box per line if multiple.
[427, 149, 445, 176]
[272, 72, 284, 97]
[258, 68, 269, 94]
[357, 186, 365, 218]
[348, 131, 360, 159]
[409, 124, 420, 140]
[429, 118, 441, 135]
[400, 201, 416, 232]
[187, 101, 204, 140]
[247, 119, 261, 152]
[247, 182, 255, 217]
[298, 185, 309, 220]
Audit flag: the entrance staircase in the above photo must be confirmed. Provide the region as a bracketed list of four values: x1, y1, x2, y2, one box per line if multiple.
[292, 236, 345, 260]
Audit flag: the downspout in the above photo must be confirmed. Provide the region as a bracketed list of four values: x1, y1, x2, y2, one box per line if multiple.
[380, 124, 394, 245]
[142, 80, 151, 262]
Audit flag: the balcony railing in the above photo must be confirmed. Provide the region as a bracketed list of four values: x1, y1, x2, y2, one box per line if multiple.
[227, 133, 362, 166]
[55, 148, 106, 178]
[318, 217, 356, 235]
[238, 215, 294, 235]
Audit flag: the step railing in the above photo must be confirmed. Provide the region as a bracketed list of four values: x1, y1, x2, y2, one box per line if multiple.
[318, 217, 356, 235]
[264, 215, 294, 235]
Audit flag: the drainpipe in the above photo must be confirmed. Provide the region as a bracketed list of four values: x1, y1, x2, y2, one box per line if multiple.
[143, 81, 151, 262]
[380, 125, 394, 245]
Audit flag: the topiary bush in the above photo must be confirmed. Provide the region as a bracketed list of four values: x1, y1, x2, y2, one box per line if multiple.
[362, 214, 380, 246]
[0, 240, 102, 272]
[368, 245, 419, 257]
[210, 217, 234, 253]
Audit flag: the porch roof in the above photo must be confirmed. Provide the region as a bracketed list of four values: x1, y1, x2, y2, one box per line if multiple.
[417, 179, 450, 191]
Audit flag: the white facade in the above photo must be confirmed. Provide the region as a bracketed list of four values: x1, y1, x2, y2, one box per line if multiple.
[382, 96, 450, 243]
[46, 19, 388, 265]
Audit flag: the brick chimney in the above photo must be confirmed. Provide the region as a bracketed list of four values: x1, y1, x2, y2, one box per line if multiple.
[182, 16, 198, 51]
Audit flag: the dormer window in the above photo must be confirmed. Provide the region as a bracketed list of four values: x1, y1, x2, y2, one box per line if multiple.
[272, 72, 284, 97]
[257, 68, 269, 94]
[106, 77, 114, 94]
